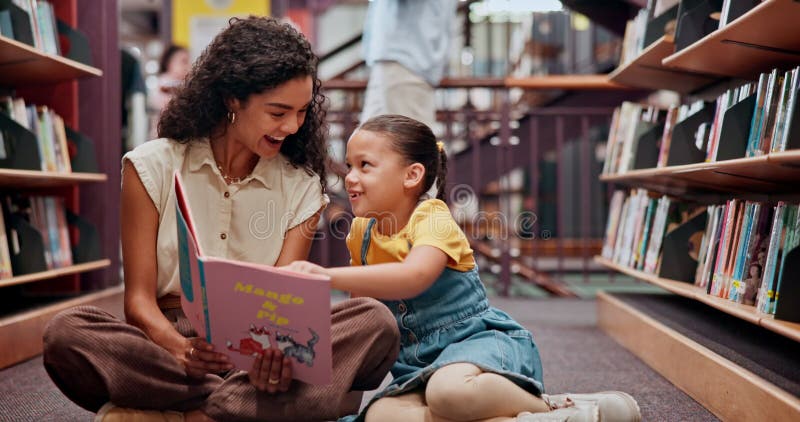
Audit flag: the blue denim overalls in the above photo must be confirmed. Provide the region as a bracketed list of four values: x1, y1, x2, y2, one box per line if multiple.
[340, 218, 545, 422]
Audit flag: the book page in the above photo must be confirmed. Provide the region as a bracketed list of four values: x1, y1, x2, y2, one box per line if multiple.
[202, 258, 332, 385]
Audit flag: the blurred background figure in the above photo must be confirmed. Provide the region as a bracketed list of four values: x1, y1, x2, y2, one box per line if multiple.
[148, 44, 190, 138]
[121, 47, 147, 153]
[360, 0, 457, 130]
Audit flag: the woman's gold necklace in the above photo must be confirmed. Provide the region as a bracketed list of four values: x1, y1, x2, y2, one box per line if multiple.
[216, 163, 246, 184]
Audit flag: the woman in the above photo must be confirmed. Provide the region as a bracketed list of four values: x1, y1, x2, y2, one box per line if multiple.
[150, 44, 190, 111]
[148, 44, 191, 139]
[43, 16, 398, 422]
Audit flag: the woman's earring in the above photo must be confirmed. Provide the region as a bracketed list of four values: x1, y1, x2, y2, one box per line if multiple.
[227, 111, 236, 124]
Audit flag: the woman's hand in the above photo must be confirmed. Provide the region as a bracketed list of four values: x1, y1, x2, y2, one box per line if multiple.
[249, 349, 292, 393]
[282, 260, 328, 276]
[178, 337, 233, 378]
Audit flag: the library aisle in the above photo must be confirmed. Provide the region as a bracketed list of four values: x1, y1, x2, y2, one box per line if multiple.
[0, 296, 717, 421]
[2, 0, 799, 420]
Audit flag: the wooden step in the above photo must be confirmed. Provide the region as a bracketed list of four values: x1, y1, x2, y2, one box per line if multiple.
[0, 284, 124, 369]
[597, 291, 800, 422]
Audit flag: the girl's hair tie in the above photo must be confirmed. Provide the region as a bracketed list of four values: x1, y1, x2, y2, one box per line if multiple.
[436, 141, 445, 152]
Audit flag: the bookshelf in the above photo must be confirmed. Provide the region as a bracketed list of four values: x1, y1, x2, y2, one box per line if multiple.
[662, 0, 800, 80]
[609, 36, 717, 94]
[597, 1, 800, 418]
[0, 0, 121, 369]
[595, 256, 800, 342]
[0, 35, 102, 84]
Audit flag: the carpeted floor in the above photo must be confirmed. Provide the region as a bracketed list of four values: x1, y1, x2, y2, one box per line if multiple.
[0, 297, 718, 421]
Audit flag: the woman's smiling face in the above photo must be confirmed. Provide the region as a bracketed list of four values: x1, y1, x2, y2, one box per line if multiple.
[228, 76, 312, 159]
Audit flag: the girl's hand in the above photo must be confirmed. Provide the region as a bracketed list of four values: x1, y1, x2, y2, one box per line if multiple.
[179, 337, 233, 378]
[249, 349, 292, 393]
[282, 260, 327, 276]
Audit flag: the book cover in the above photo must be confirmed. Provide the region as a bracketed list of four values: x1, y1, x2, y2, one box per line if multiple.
[757, 202, 787, 314]
[746, 72, 768, 157]
[773, 67, 799, 153]
[721, 201, 746, 298]
[758, 70, 784, 155]
[741, 204, 773, 306]
[174, 172, 332, 385]
[711, 200, 736, 296]
[729, 202, 757, 302]
[772, 205, 800, 313]
[643, 195, 670, 274]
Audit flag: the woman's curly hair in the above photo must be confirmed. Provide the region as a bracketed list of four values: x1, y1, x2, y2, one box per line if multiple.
[158, 16, 328, 190]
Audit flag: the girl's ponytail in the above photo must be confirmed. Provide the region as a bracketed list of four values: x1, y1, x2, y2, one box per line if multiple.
[435, 141, 448, 202]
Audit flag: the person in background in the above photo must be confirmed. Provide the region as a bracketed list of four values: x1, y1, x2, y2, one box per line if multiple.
[121, 48, 148, 152]
[43, 16, 398, 422]
[148, 44, 191, 139]
[360, 0, 456, 130]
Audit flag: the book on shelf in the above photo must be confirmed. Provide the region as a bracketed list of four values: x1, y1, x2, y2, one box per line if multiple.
[4, 0, 59, 54]
[695, 204, 720, 289]
[656, 105, 678, 167]
[653, 0, 680, 18]
[599, 186, 800, 319]
[729, 202, 757, 303]
[603, 65, 799, 175]
[717, 0, 761, 29]
[0, 209, 12, 279]
[0, 194, 75, 277]
[0, 8, 13, 39]
[174, 172, 333, 385]
[746, 72, 770, 157]
[602, 188, 677, 275]
[773, 205, 800, 312]
[603, 102, 668, 175]
[0, 95, 73, 172]
[770, 67, 799, 153]
[643, 195, 671, 274]
[754, 69, 784, 155]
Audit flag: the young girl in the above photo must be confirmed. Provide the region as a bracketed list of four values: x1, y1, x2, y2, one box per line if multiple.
[287, 115, 640, 422]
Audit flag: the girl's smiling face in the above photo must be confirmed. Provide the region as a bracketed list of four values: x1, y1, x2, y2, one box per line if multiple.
[344, 129, 413, 219]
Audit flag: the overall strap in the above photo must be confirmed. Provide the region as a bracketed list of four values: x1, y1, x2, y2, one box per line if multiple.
[360, 218, 377, 265]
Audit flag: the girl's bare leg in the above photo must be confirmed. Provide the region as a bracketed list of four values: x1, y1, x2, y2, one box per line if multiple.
[424, 363, 550, 421]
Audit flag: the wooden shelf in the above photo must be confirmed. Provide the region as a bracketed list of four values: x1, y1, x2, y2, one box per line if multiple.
[598, 291, 800, 422]
[595, 256, 800, 342]
[504, 74, 629, 91]
[0, 284, 122, 369]
[609, 36, 717, 94]
[0, 169, 107, 188]
[600, 152, 800, 195]
[323, 75, 630, 91]
[0, 259, 111, 289]
[768, 149, 800, 166]
[0, 35, 102, 86]
[662, 0, 800, 80]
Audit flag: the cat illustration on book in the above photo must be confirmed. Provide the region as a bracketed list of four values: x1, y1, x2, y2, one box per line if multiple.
[276, 328, 319, 367]
[226, 324, 271, 356]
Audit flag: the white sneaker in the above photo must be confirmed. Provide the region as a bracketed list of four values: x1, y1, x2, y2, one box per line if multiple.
[517, 405, 599, 421]
[543, 391, 641, 422]
[94, 402, 184, 422]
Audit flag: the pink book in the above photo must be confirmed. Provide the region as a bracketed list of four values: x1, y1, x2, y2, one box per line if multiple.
[174, 172, 332, 385]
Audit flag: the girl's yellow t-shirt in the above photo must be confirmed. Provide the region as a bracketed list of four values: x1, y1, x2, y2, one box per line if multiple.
[345, 199, 475, 271]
